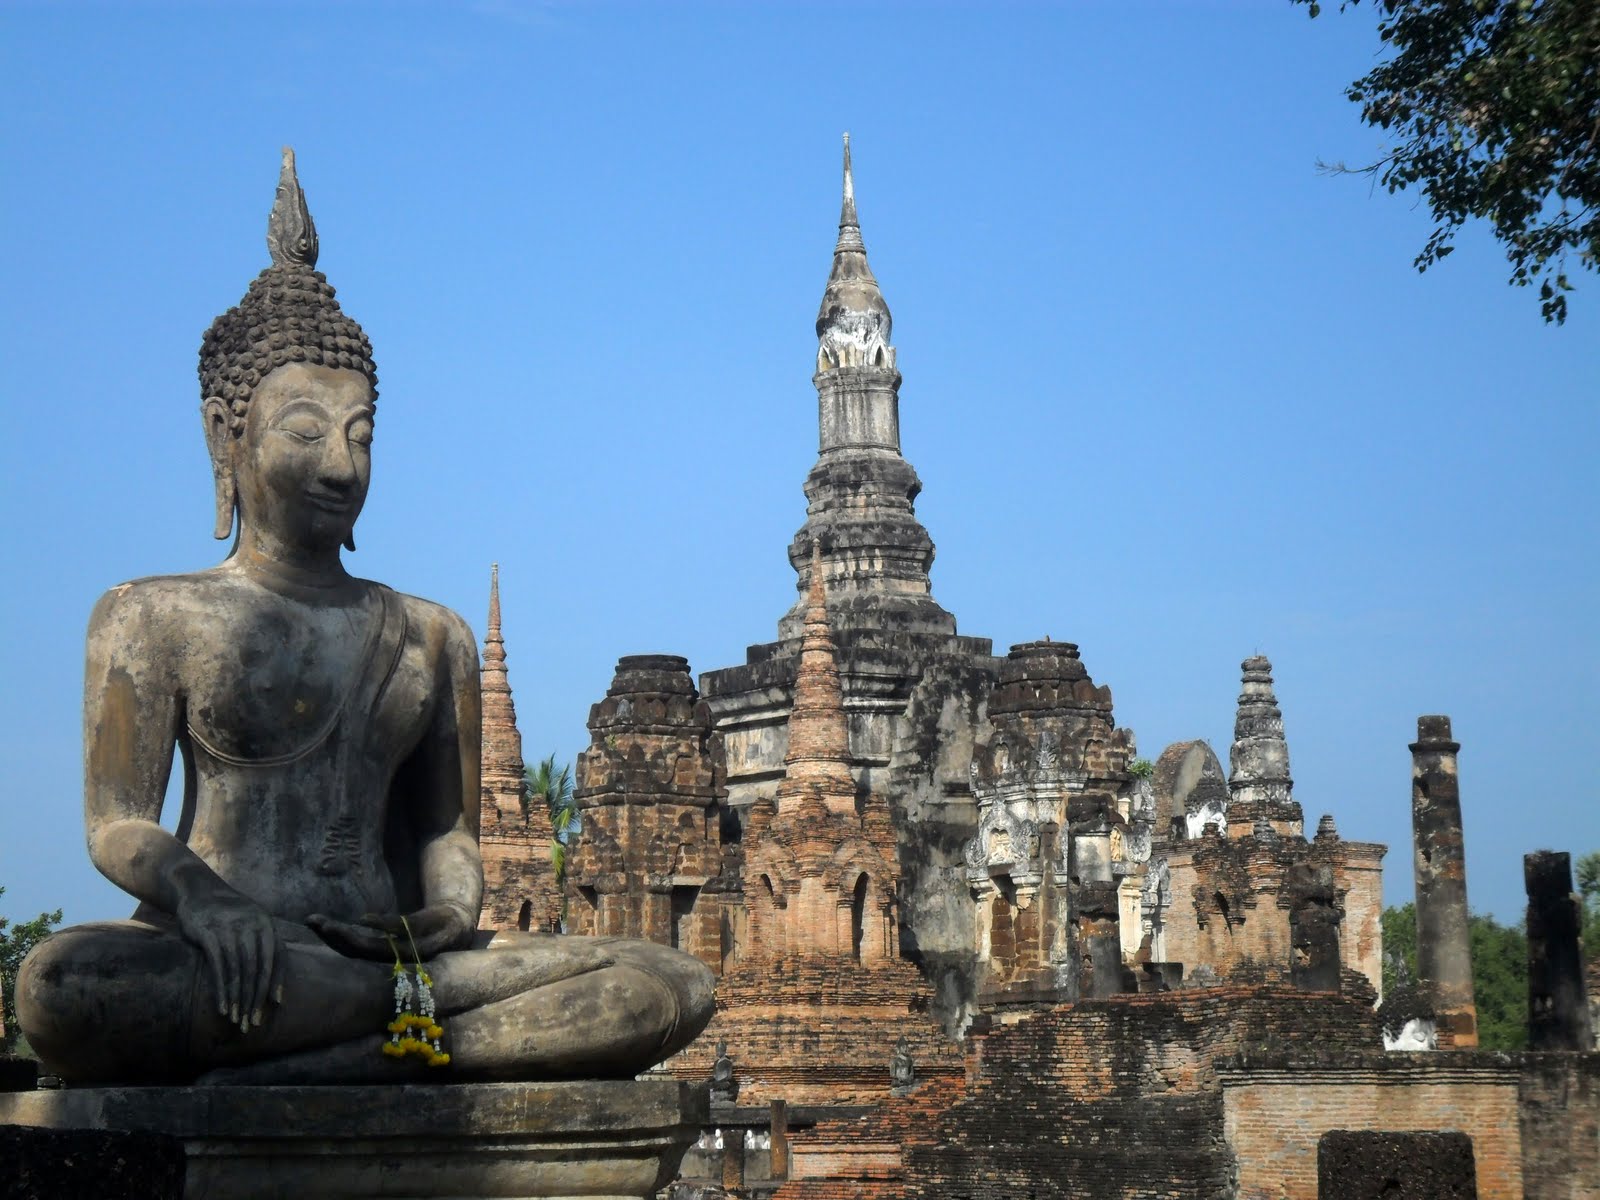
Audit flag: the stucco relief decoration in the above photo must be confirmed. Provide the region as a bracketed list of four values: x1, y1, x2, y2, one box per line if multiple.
[818, 310, 896, 372]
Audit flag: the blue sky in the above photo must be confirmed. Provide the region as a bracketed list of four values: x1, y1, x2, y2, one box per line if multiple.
[1, 1, 1594, 932]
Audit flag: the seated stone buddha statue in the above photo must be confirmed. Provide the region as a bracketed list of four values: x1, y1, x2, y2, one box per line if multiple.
[16, 150, 714, 1086]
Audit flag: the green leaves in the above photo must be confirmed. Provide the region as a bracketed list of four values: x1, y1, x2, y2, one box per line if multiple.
[1578, 850, 1600, 952]
[524, 755, 580, 889]
[1, 886, 63, 1055]
[1381, 901, 1530, 1051]
[1293, 0, 1600, 323]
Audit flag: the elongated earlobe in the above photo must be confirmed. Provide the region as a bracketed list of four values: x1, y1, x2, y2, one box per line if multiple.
[343, 534, 357, 552]
[201, 397, 237, 541]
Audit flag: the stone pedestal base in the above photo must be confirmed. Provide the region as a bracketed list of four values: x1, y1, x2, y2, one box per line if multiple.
[0, 1079, 707, 1199]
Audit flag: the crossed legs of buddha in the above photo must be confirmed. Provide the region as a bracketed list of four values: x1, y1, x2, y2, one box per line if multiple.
[17, 921, 714, 1085]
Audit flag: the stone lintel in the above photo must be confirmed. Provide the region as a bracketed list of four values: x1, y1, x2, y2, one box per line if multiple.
[706, 1101, 876, 1127]
[0, 1080, 708, 1200]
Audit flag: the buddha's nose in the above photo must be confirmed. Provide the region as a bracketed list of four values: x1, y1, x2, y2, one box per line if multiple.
[318, 434, 359, 489]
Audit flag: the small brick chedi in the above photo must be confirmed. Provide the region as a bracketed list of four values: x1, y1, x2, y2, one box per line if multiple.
[1158, 657, 1386, 995]
[565, 654, 727, 973]
[662, 561, 963, 1105]
[477, 565, 561, 934]
[474, 138, 1597, 1198]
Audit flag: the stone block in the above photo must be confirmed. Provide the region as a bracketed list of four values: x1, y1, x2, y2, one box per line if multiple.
[1318, 1129, 1477, 1198]
[0, 1124, 186, 1200]
[0, 1079, 707, 1199]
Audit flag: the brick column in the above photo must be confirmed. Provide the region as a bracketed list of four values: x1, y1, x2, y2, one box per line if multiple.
[1525, 850, 1594, 1051]
[1076, 881, 1125, 998]
[769, 1100, 789, 1180]
[1286, 862, 1342, 992]
[1410, 715, 1477, 1048]
[721, 1129, 746, 1191]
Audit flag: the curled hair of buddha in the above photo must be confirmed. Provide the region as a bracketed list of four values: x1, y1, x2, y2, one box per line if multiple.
[198, 148, 378, 436]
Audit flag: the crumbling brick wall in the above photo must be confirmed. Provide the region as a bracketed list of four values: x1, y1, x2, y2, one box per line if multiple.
[1221, 1055, 1524, 1199]
[1317, 1130, 1477, 1199]
[566, 655, 727, 970]
[777, 987, 1382, 1199]
[662, 957, 963, 1107]
[1518, 1052, 1600, 1200]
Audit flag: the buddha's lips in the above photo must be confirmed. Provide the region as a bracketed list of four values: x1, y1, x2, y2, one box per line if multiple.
[305, 491, 355, 512]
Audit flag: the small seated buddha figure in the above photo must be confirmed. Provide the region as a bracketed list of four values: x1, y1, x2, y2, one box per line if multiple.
[16, 150, 714, 1085]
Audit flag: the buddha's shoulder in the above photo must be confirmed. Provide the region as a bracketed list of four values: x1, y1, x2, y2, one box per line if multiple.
[381, 586, 477, 655]
[85, 572, 247, 661]
[89, 570, 232, 621]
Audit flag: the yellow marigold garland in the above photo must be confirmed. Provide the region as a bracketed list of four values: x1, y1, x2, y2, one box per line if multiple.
[382, 920, 451, 1067]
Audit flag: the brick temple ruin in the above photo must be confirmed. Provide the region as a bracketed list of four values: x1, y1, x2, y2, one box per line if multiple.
[476, 139, 1598, 1199]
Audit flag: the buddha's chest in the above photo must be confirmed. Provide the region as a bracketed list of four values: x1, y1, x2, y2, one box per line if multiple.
[182, 591, 426, 767]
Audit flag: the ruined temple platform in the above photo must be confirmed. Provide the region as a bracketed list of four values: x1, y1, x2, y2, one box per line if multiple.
[0, 1078, 707, 1199]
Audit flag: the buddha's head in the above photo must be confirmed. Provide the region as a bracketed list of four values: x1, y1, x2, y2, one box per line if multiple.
[199, 148, 379, 552]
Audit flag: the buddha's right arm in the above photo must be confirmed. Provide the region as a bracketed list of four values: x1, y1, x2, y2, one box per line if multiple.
[82, 585, 281, 1031]
[83, 585, 207, 907]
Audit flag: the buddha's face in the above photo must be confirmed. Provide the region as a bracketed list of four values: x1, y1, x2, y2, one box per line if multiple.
[233, 362, 374, 553]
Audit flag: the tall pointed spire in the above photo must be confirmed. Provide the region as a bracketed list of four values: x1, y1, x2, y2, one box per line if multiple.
[782, 136, 953, 643]
[484, 563, 509, 689]
[777, 551, 856, 812]
[481, 564, 535, 830]
[477, 565, 561, 933]
[836, 132, 863, 251]
[816, 132, 892, 370]
[1227, 655, 1303, 836]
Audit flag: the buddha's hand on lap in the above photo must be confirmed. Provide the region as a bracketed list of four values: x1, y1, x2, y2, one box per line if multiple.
[176, 891, 283, 1035]
[306, 902, 475, 962]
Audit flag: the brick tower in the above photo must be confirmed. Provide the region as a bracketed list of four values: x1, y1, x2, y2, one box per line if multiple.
[668, 562, 962, 1103]
[1227, 656, 1303, 838]
[565, 655, 727, 973]
[476, 565, 561, 933]
[698, 136, 1000, 1030]
[742, 555, 902, 966]
[964, 641, 1147, 1010]
[1160, 657, 1384, 993]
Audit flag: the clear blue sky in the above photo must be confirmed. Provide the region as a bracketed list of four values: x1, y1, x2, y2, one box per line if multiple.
[1, 1, 1594, 932]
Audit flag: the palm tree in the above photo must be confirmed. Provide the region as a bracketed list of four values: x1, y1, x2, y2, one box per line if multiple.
[524, 755, 581, 886]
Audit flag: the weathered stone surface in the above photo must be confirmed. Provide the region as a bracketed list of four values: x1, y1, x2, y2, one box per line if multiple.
[1287, 862, 1343, 992]
[0, 1080, 707, 1199]
[741, 569, 901, 968]
[567, 655, 728, 973]
[1, 1125, 186, 1200]
[1379, 960, 1440, 1051]
[1524, 850, 1594, 1051]
[1165, 815, 1319, 986]
[1518, 1051, 1600, 1200]
[1152, 738, 1228, 842]
[964, 641, 1150, 1012]
[774, 986, 1386, 1200]
[1411, 714, 1478, 1047]
[478, 565, 561, 935]
[1589, 956, 1600, 1051]
[1154, 663, 1384, 995]
[783, 136, 951, 645]
[663, 575, 963, 1107]
[15, 147, 713, 1088]
[1227, 656, 1304, 838]
[1317, 1130, 1477, 1198]
[695, 138, 1001, 1032]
